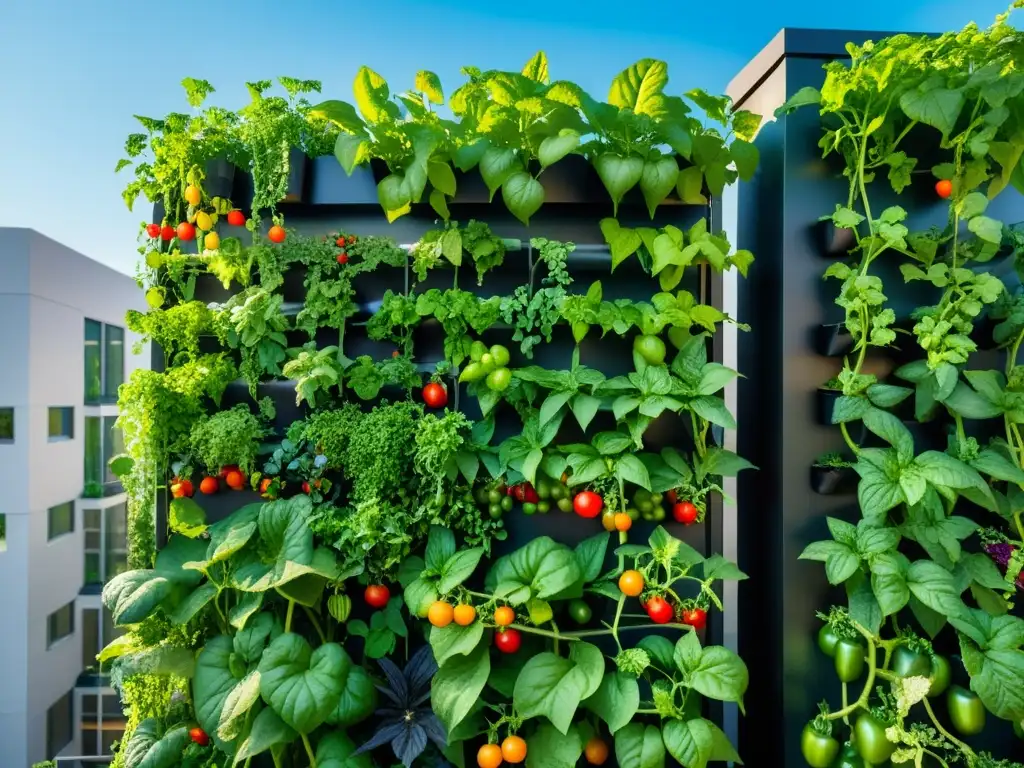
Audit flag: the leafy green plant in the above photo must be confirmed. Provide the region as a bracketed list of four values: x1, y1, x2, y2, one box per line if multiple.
[414, 288, 502, 366]
[214, 287, 289, 396]
[501, 237, 574, 357]
[410, 219, 516, 285]
[282, 343, 343, 407]
[126, 302, 214, 364]
[779, 9, 1024, 766]
[188, 404, 268, 475]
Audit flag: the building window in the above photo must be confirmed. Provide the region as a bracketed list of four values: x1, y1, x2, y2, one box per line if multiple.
[84, 416, 125, 492]
[0, 407, 12, 442]
[48, 601, 75, 647]
[48, 407, 74, 440]
[81, 606, 123, 674]
[47, 501, 74, 540]
[0, 513, 6, 553]
[78, 691, 125, 756]
[47, 690, 73, 757]
[85, 319, 125, 405]
[84, 504, 127, 585]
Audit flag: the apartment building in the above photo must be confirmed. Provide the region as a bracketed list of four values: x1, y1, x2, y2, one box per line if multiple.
[0, 228, 147, 767]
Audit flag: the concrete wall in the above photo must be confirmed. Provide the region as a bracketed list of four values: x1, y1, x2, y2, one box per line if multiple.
[0, 228, 147, 765]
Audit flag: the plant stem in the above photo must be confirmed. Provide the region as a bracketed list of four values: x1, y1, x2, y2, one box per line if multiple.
[551, 619, 561, 656]
[303, 606, 327, 645]
[285, 600, 295, 633]
[612, 595, 625, 652]
[301, 732, 318, 768]
[922, 697, 974, 758]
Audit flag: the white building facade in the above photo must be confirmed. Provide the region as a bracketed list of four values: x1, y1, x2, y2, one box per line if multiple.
[0, 228, 147, 766]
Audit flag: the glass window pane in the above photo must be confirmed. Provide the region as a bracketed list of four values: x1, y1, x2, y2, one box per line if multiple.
[47, 601, 75, 646]
[46, 690, 73, 757]
[0, 407, 12, 441]
[104, 325, 125, 401]
[48, 407, 73, 439]
[84, 416, 101, 486]
[84, 552, 101, 584]
[102, 695, 123, 718]
[101, 726, 123, 755]
[103, 416, 123, 483]
[84, 509, 101, 529]
[85, 319, 102, 404]
[81, 693, 98, 719]
[47, 501, 74, 540]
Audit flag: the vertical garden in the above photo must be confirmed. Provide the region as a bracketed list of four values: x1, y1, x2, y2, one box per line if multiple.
[103, 55, 758, 768]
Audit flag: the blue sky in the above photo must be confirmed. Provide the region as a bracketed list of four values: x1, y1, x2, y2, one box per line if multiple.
[0, 0, 1011, 276]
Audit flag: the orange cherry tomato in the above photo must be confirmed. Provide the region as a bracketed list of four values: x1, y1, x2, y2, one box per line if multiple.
[618, 569, 644, 597]
[454, 604, 476, 626]
[477, 744, 503, 768]
[493, 606, 515, 627]
[428, 601, 455, 628]
[501, 735, 527, 764]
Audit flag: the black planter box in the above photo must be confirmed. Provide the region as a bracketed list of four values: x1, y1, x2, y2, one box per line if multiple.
[815, 387, 842, 426]
[813, 218, 856, 257]
[810, 464, 858, 495]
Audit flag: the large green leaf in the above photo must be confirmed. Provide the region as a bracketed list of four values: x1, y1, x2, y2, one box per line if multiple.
[235, 707, 296, 763]
[954, 611, 1024, 721]
[662, 718, 741, 768]
[900, 86, 965, 137]
[615, 723, 666, 768]
[502, 172, 545, 225]
[200, 503, 262, 567]
[640, 157, 680, 218]
[317, 731, 374, 768]
[432, 642, 490, 734]
[526, 722, 584, 768]
[430, 621, 485, 665]
[485, 536, 583, 604]
[217, 670, 261, 741]
[595, 153, 644, 214]
[513, 642, 603, 733]
[907, 561, 965, 620]
[353, 66, 392, 122]
[193, 636, 244, 751]
[480, 146, 521, 199]
[258, 633, 346, 734]
[233, 498, 315, 591]
[608, 59, 668, 116]
[326, 663, 376, 727]
[122, 719, 190, 768]
[674, 634, 748, 712]
[583, 672, 639, 734]
[538, 131, 580, 168]
[103, 570, 172, 625]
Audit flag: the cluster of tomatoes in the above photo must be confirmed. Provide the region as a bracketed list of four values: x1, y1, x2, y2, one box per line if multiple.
[476, 734, 609, 767]
[170, 466, 248, 498]
[335, 233, 357, 264]
[616, 569, 708, 629]
[460, 342, 513, 392]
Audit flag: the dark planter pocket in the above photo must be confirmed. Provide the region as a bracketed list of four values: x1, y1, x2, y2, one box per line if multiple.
[969, 313, 999, 352]
[816, 388, 843, 426]
[810, 464, 858, 495]
[309, 156, 379, 205]
[539, 154, 608, 204]
[815, 323, 854, 357]
[205, 158, 236, 199]
[814, 218, 856, 258]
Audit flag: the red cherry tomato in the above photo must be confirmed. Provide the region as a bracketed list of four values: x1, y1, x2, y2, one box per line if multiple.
[302, 481, 311, 494]
[336, 236, 347, 247]
[176, 222, 196, 241]
[673, 501, 698, 525]
[146, 223, 161, 238]
[189, 726, 209, 746]
[199, 477, 219, 495]
[521, 483, 539, 504]
[227, 210, 246, 227]
[337, 252, 349, 265]
[268, 225, 286, 243]
[422, 382, 448, 408]
[645, 595, 674, 624]
[160, 224, 176, 241]
[666, 489, 678, 504]
[681, 607, 707, 630]
[935, 179, 953, 199]
[494, 628, 522, 653]
[364, 584, 390, 608]
[573, 490, 604, 518]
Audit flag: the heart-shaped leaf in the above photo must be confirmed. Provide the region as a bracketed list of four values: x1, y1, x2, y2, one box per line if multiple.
[377, 175, 412, 222]
[317, 731, 374, 768]
[258, 633, 346, 734]
[326, 660, 378, 727]
[538, 131, 580, 168]
[640, 157, 680, 218]
[502, 172, 545, 225]
[103, 570, 172, 626]
[594, 153, 644, 214]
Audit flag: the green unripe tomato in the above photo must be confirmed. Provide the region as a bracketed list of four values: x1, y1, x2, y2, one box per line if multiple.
[459, 361, 486, 383]
[637, 499, 654, 514]
[834, 639, 865, 683]
[626, 507, 640, 521]
[489, 344, 510, 368]
[535, 479, 551, 499]
[480, 352, 494, 371]
[488, 489, 503, 504]
[633, 334, 667, 365]
[946, 685, 985, 736]
[500, 496, 514, 512]
[800, 724, 839, 768]
[488, 503, 503, 519]
[475, 487, 491, 505]
[462, 491, 476, 506]
[650, 492, 663, 505]
[537, 500, 550, 514]
[557, 497, 573, 513]
[550, 483, 566, 501]
[833, 743, 865, 768]
[817, 625, 839, 657]
[651, 505, 666, 521]
[927, 655, 950, 698]
[522, 502, 537, 515]
[853, 712, 895, 765]
[469, 340, 487, 362]
[633, 488, 651, 503]
[890, 646, 931, 679]
[486, 367, 511, 392]
[567, 599, 592, 624]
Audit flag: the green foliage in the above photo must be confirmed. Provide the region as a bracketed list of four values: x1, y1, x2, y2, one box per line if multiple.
[188, 404, 268, 475]
[214, 287, 289, 397]
[501, 237, 575, 357]
[411, 219, 514, 284]
[784, 10, 1024, 766]
[282, 343, 343, 407]
[126, 302, 214, 363]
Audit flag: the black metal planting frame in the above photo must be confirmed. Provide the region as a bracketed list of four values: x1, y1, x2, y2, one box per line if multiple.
[152, 155, 745, 747]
